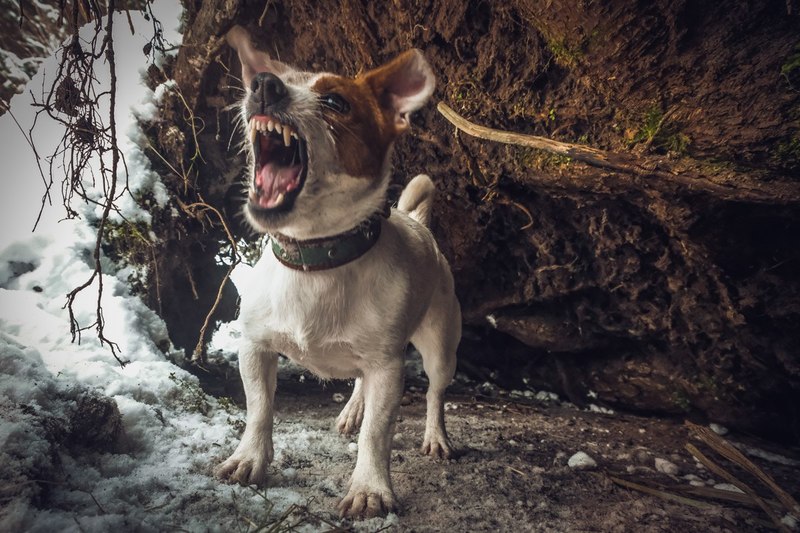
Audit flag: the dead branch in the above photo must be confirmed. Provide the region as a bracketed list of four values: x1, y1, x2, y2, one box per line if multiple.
[437, 102, 800, 204]
[15, 1, 168, 365]
[177, 198, 241, 363]
[686, 421, 800, 515]
[608, 476, 718, 510]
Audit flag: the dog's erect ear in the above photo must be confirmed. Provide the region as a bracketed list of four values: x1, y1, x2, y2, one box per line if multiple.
[226, 25, 290, 91]
[362, 49, 435, 132]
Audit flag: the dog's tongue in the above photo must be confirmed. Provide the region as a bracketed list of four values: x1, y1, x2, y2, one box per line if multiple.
[255, 163, 301, 209]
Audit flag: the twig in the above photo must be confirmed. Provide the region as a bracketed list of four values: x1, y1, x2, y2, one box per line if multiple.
[609, 476, 718, 510]
[686, 443, 788, 531]
[436, 102, 800, 204]
[177, 199, 240, 363]
[686, 421, 800, 515]
[678, 485, 781, 510]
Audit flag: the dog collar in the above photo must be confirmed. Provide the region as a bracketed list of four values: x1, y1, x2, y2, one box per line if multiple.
[270, 216, 382, 271]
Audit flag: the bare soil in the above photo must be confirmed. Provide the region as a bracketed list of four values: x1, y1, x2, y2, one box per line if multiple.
[200, 359, 800, 532]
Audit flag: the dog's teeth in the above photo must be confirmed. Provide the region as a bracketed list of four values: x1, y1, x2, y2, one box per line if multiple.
[291, 132, 298, 140]
[250, 123, 257, 144]
[283, 126, 292, 147]
[267, 120, 274, 132]
[274, 192, 285, 206]
[274, 122, 283, 134]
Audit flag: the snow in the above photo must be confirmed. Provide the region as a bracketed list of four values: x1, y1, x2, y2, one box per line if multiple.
[0, 3, 382, 531]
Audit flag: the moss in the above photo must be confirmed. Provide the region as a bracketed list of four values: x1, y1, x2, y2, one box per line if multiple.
[448, 78, 482, 114]
[629, 105, 691, 155]
[781, 42, 800, 87]
[546, 37, 585, 68]
[168, 372, 211, 415]
[670, 389, 692, 412]
[772, 136, 800, 172]
[540, 25, 602, 68]
[103, 218, 155, 295]
[516, 147, 573, 171]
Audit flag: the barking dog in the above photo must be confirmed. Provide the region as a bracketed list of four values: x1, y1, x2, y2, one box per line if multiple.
[217, 26, 461, 519]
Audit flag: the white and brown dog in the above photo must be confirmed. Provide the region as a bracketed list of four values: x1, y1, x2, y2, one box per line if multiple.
[217, 26, 461, 518]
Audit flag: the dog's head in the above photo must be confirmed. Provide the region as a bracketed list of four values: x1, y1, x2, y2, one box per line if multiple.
[227, 26, 435, 238]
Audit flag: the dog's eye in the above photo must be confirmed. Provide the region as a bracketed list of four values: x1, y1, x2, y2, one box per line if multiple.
[319, 93, 350, 114]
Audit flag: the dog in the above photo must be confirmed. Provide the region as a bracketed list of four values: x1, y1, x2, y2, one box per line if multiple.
[217, 26, 461, 519]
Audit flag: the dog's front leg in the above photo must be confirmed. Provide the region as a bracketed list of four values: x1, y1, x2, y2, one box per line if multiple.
[216, 341, 278, 486]
[338, 361, 404, 518]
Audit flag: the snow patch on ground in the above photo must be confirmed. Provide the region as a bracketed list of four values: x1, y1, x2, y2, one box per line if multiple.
[0, 3, 387, 531]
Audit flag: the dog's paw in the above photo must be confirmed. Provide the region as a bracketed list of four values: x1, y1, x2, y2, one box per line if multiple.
[421, 432, 453, 460]
[335, 397, 364, 436]
[215, 453, 270, 486]
[337, 487, 397, 519]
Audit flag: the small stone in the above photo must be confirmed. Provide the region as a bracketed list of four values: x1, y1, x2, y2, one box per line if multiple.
[781, 514, 798, 529]
[713, 483, 744, 494]
[332, 393, 345, 403]
[567, 451, 597, 469]
[347, 442, 358, 453]
[655, 458, 680, 475]
[633, 449, 651, 465]
[709, 423, 729, 436]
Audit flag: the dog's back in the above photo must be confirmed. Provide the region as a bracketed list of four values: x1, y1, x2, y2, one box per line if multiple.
[397, 174, 435, 227]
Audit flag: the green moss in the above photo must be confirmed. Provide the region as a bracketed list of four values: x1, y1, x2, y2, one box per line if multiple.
[546, 37, 585, 68]
[448, 78, 482, 114]
[516, 147, 573, 171]
[168, 372, 211, 415]
[629, 105, 691, 155]
[670, 389, 692, 412]
[632, 105, 664, 145]
[773, 136, 800, 171]
[781, 43, 800, 86]
[103, 218, 155, 295]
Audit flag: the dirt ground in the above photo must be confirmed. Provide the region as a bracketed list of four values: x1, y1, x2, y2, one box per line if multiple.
[200, 356, 800, 532]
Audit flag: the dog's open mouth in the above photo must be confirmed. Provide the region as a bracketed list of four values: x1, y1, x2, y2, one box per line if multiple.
[248, 114, 307, 212]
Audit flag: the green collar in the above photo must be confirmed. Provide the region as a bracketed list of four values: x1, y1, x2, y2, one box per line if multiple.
[270, 216, 382, 271]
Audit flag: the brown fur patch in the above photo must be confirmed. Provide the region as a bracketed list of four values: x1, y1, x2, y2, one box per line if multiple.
[312, 71, 402, 179]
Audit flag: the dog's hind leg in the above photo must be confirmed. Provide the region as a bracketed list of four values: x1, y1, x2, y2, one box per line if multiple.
[411, 280, 461, 459]
[336, 377, 365, 435]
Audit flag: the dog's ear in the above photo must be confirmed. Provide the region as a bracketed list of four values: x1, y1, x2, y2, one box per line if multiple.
[226, 25, 291, 91]
[362, 49, 435, 132]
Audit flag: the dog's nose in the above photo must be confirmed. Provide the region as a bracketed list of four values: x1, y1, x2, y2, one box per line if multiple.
[252, 72, 288, 105]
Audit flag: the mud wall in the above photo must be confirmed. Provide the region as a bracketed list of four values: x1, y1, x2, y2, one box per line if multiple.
[136, 0, 800, 441]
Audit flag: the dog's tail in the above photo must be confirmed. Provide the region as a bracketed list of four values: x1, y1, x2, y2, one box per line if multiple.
[397, 174, 435, 227]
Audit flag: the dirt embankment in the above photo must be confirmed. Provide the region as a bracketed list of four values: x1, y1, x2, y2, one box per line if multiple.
[138, 0, 800, 442]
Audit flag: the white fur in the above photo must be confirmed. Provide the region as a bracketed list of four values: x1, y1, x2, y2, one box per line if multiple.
[218, 30, 460, 519]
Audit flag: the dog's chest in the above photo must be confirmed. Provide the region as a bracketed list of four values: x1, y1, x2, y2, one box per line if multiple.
[238, 255, 399, 378]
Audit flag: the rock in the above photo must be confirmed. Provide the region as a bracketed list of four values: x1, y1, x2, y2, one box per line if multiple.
[654, 458, 680, 475]
[568, 451, 597, 469]
[633, 449, 651, 465]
